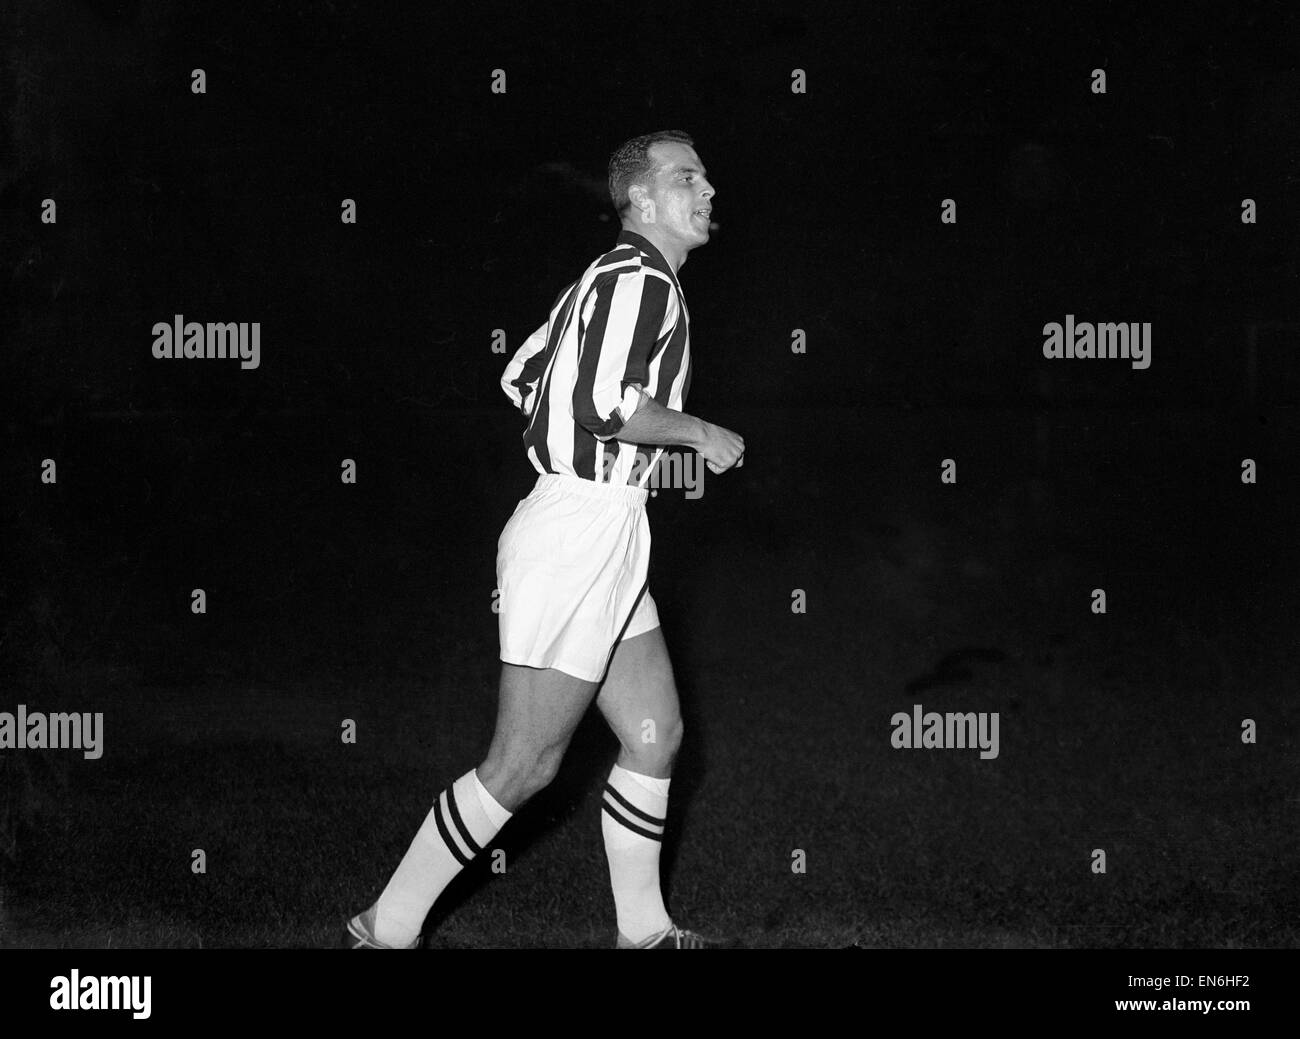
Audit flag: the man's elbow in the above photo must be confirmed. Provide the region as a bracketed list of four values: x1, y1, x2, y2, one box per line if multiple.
[573, 384, 644, 441]
[573, 407, 624, 442]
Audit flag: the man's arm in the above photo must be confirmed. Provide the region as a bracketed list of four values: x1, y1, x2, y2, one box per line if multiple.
[500, 321, 549, 416]
[616, 390, 745, 472]
[570, 268, 744, 471]
[614, 389, 705, 447]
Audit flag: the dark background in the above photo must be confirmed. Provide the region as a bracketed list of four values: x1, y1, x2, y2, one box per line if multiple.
[1, 0, 1297, 948]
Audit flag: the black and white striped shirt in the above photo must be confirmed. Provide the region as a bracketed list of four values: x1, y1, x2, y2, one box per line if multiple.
[501, 228, 693, 486]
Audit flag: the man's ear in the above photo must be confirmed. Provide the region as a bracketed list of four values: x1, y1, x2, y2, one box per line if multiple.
[628, 186, 655, 224]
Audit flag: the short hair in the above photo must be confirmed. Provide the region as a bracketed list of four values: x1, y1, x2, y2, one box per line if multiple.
[608, 130, 695, 218]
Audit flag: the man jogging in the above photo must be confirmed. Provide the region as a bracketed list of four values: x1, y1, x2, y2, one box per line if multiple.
[347, 129, 744, 949]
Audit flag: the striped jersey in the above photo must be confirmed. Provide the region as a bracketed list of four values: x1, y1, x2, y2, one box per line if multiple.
[501, 228, 693, 487]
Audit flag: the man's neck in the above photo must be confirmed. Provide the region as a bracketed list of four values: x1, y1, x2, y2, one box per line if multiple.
[621, 224, 684, 274]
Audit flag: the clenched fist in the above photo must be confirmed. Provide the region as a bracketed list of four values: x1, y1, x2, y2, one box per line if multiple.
[698, 421, 745, 474]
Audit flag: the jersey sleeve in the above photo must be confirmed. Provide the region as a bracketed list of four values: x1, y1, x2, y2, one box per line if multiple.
[500, 320, 550, 417]
[571, 269, 674, 442]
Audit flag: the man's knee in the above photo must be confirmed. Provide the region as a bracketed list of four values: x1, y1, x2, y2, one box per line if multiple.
[478, 740, 566, 809]
[519, 743, 565, 797]
[623, 710, 683, 773]
[658, 713, 684, 759]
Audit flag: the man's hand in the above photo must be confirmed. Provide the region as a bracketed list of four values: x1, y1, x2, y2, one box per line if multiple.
[697, 420, 745, 474]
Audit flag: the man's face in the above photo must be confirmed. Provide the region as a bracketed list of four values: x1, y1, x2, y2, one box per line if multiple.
[637, 141, 715, 248]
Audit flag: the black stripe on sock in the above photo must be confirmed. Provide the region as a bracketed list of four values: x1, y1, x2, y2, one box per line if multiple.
[602, 798, 664, 842]
[445, 788, 484, 857]
[603, 782, 666, 827]
[434, 793, 473, 866]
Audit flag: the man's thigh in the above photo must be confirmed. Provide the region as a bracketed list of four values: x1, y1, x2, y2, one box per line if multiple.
[596, 625, 682, 757]
[487, 662, 602, 758]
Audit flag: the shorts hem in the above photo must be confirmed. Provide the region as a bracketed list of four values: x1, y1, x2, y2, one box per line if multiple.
[621, 619, 662, 641]
[499, 652, 607, 684]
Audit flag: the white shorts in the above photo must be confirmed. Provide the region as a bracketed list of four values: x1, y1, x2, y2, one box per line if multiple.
[496, 472, 660, 683]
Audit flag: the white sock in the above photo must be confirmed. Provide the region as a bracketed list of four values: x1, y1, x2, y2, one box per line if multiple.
[373, 769, 511, 947]
[601, 764, 673, 943]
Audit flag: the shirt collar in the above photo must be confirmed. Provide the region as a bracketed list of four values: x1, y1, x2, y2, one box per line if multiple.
[616, 227, 680, 288]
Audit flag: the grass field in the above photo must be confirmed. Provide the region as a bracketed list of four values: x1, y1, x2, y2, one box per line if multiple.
[3, 406, 1297, 948]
